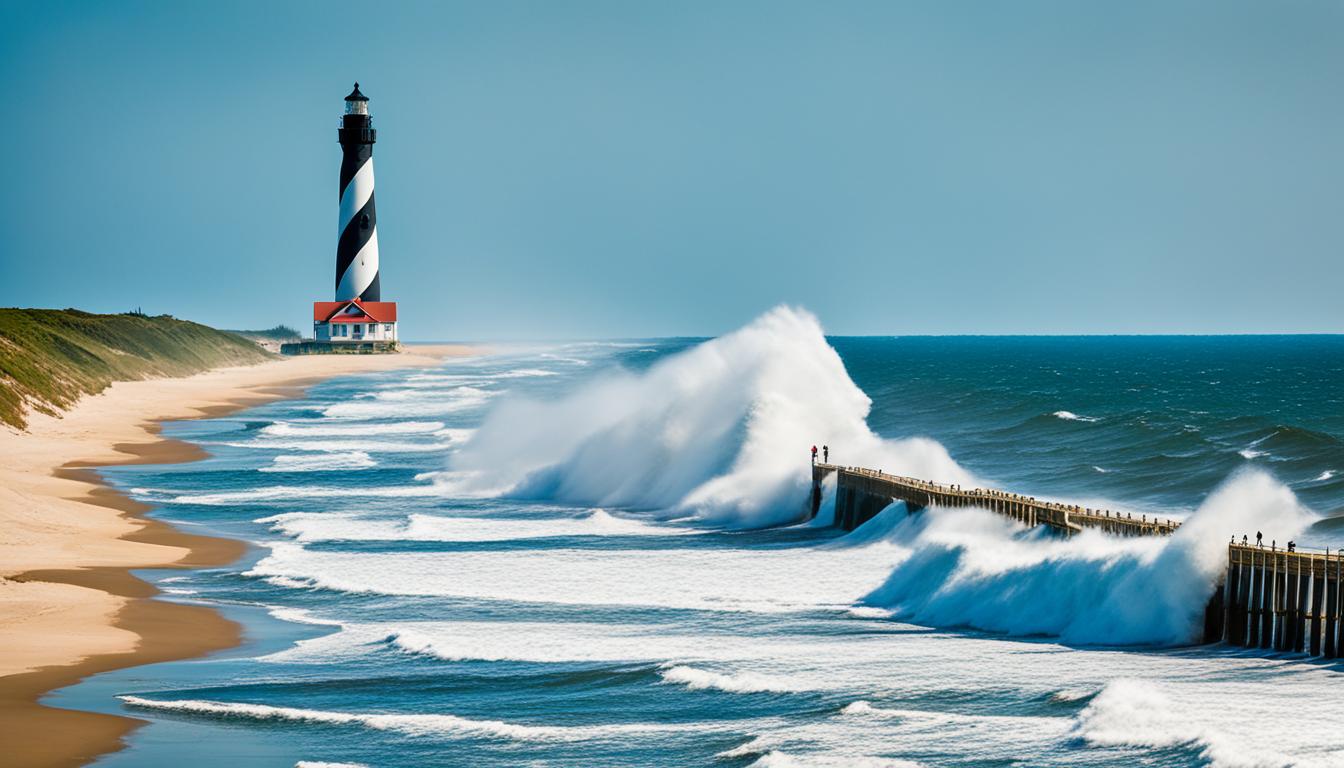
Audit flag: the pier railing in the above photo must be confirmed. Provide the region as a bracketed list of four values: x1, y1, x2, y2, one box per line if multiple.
[814, 463, 1179, 537]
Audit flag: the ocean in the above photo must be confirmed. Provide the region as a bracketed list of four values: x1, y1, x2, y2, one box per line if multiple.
[58, 308, 1344, 767]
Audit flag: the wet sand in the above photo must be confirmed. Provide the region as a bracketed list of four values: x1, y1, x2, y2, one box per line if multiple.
[0, 345, 473, 767]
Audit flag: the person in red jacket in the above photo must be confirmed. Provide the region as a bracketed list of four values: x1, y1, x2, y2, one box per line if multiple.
[811, 445, 818, 464]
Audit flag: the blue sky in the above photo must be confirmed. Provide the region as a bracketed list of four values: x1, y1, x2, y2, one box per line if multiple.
[2, 1, 1341, 338]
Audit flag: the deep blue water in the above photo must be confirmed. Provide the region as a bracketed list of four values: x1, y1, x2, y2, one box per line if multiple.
[57, 326, 1344, 767]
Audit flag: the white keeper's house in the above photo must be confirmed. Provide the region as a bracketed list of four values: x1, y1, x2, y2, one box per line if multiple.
[312, 299, 398, 343]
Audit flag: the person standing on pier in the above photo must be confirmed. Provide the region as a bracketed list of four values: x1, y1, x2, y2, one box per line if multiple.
[823, 445, 829, 463]
[1256, 531, 1263, 546]
[811, 445, 818, 464]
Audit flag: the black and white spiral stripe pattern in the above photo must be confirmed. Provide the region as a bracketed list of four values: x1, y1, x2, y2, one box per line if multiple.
[335, 143, 380, 301]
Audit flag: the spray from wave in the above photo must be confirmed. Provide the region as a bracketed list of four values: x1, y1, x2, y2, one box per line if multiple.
[860, 469, 1313, 645]
[443, 307, 970, 526]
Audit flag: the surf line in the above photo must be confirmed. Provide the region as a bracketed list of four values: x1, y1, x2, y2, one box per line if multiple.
[809, 463, 1344, 659]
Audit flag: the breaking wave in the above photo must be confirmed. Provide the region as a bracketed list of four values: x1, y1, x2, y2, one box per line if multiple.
[444, 307, 971, 526]
[658, 665, 806, 694]
[861, 469, 1314, 645]
[117, 696, 699, 742]
[1070, 679, 1288, 768]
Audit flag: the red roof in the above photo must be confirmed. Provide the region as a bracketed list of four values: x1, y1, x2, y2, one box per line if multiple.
[313, 300, 398, 323]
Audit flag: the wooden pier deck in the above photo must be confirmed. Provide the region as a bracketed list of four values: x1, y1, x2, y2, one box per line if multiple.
[813, 464, 1180, 537]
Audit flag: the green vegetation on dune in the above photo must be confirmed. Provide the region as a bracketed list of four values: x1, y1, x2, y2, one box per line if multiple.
[223, 324, 303, 342]
[0, 308, 274, 430]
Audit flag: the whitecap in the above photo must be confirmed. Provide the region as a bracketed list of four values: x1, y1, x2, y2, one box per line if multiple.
[1071, 679, 1289, 768]
[218, 438, 448, 454]
[259, 508, 690, 544]
[165, 484, 439, 506]
[117, 696, 704, 742]
[260, 421, 444, 437]
[259, 452, 376, 473]
[658, 665, 806, 694]
[1053, 411, 1100, 423]
[747, 752, 923, 768]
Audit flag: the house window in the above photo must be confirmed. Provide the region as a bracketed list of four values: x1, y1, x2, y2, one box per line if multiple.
[384, 324, 393, 333]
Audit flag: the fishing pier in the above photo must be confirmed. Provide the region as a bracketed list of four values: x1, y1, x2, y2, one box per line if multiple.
[811, 463, 1344, 657]
[813, 464, 1179, 537]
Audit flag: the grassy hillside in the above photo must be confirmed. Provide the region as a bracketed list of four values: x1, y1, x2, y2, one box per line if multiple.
[0, 308, 274, 430]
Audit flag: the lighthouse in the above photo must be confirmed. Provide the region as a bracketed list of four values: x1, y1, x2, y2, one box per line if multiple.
[336, 82, 380, 301]
[299, 83, 399, 352]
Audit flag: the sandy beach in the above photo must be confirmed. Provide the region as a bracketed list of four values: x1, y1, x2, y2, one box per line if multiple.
[0, 345, 472, 767]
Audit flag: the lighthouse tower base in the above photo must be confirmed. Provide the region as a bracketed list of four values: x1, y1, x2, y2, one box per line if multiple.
[280, 339, 400, 355]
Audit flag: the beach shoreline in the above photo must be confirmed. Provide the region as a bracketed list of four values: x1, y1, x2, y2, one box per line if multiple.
[0, 345, 473, 768]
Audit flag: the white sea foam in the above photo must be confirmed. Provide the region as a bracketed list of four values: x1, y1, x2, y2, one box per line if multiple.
[220, 438, 448, 454]
[1311, 470, 1335, 482]
[861, 469, 1313, 645]
[164, 484, 439, 506]
[1053, 411, 1100, 423]
[261, 420, 445, 437]
[403, 369, 556, 386]
[1239, 448, 1268, 460]
[433, 428, 476, 444]
[260, 508, 688, 544]
[746, 753, 924, 768]
[658, 665, 807, 693]
[1071, 679, 1291, 768]
[446, 307, 972, 527]
[117, 696, 701, 742]
[295, 762, 369, 768]
[252, 617, 1344, 765]
[1091, 466, 1110, 474]
[260, 452, 376, 473]
[322, 385, 495, 420]
[244, 529, 906, 613]
[266, 606, 342, 627]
